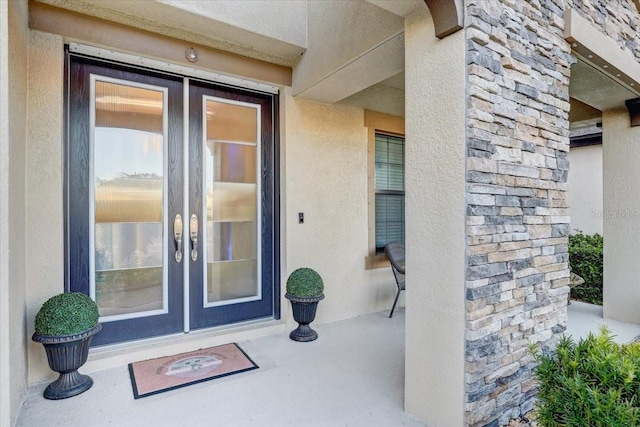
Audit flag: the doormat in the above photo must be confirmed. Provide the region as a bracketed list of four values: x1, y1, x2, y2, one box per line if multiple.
[128, 343, 258, 399]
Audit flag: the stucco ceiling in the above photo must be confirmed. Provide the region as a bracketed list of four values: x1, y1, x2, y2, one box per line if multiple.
[380, 72, 405, 91]
[569, 97, 601, 126]
[570, 59, 637, 112]
[364, 0, 423, 17]
[32, 0, 307, 67]
[337, 55, 640, 125]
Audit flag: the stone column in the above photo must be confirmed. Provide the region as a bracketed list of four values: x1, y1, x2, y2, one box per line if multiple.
[463, 1, 572, 425]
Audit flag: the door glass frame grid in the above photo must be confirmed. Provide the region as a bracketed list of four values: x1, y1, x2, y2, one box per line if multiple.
[89, 74, 170, 323]
[201, 95, 263, 308]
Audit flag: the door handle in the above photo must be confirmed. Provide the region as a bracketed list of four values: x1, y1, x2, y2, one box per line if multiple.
[174, 214, 183, 263]
[190, 214, 198, 261]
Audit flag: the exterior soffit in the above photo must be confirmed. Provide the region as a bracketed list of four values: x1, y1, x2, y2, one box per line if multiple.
[30, 0, 306, 68]
[365, 0, 423, 18]
[564, 8, 640, 99]
[565, 8, 640, 127]
[29, 2, 292, 87]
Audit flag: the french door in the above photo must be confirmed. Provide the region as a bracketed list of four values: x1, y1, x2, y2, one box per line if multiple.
[67, 54, 278, 346]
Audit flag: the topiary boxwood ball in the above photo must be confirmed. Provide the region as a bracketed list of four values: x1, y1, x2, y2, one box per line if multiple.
[286, 268, 324, 298]
[35, 292, 100, 336]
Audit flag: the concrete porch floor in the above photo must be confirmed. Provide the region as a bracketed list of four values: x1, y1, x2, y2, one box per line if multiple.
[17, 310, 424, 427]
[17, 303, 640, 427]
[566, 300, 640, 343]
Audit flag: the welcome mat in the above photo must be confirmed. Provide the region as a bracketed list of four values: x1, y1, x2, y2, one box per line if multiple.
[128, 343, 258, 399]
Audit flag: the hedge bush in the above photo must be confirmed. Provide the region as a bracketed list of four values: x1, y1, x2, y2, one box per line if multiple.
[532, 327, 640, 426]
[569, 231, 603, 305]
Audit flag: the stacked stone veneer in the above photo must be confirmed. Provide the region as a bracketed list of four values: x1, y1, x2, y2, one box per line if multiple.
[463, 0, 640, 425]
[463, 0, 573, 425]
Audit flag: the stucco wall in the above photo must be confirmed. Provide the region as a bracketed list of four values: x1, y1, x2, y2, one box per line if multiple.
[404, 6, 466, 426]
[568, 144, 603, 235]
[602, 107, 640, 324]
[26, 30, 65, 385]
[282, 89, 397, 325]
[0, 0, 29, 425]
[23, 34, 399, 384]
[0, 2, 8, 420]
[0, 4, 10, 424]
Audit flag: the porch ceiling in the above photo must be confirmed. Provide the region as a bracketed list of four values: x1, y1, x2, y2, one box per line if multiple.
[565, 7, 640, 116]
[365, 0, 423, 18]
[292, 0, 406, 105]
[570, 59, 638, 112]
[295, 32, 405, 104]
[31, 0, 307, 67]
[339, 72, 405, 117]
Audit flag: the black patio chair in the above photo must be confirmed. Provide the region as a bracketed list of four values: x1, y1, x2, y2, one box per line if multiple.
[384, 242, 405, 318]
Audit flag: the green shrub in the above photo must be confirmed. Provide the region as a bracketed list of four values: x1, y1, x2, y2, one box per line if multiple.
[569, 230, 603, 305]
[34, 292, 99, 336]
[532, 327, 640, 426]
[571, 283, 602, 305]
[286, 268, 324, 297]
[569, 230, 603, 285]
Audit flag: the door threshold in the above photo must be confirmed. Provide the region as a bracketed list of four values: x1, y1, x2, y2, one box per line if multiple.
[83, 318, 286, 374]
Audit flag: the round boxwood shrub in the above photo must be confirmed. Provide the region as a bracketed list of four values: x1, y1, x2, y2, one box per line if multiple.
[34, 292, 100, 336]
[286, 268, 324, 298]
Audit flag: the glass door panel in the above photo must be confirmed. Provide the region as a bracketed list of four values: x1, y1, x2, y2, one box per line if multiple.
[203, 98, 260, 306]
[68, 55, 184, 346]
[92, 78, 168, 320]
[189, 81, 276, 330]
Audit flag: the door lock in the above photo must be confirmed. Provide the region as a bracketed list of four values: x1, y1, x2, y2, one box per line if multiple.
[174, 214, 183, 263]
[190, 214, 199, 262]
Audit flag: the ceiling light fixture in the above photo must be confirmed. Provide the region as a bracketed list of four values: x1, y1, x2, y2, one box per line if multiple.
[185, 47, 199, 63]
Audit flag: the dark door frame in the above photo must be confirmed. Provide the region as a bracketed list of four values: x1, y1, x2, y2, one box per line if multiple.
[64, 49, 280, 346]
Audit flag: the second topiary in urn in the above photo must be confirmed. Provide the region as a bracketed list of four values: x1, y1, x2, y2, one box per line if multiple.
[34, 292, 100, 336]
[32, 292, 102, 400]
[285, 268, 324, 342]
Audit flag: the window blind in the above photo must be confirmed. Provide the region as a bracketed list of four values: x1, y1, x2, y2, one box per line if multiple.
[374, 133, 405, 251]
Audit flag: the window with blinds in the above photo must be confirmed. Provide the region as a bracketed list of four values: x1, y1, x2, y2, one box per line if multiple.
[375, 133, 405, 252]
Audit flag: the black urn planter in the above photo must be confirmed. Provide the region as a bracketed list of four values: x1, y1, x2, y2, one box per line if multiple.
[32, 324, 102, 400]
[285, 293, 324, 342]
